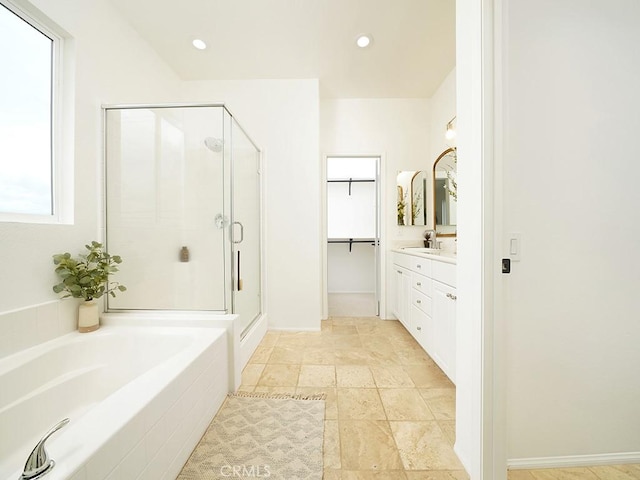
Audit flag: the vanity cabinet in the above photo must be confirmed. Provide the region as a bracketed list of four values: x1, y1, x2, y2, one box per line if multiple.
[392, 251, 457, 383]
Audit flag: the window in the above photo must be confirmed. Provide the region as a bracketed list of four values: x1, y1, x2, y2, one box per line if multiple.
[0, 0, 64, 221]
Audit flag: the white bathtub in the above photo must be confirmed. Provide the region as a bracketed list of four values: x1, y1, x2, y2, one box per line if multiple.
[0, 324, 229, 480]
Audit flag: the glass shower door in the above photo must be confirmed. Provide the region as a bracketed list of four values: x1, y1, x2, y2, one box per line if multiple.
[231, 118, 261, 337]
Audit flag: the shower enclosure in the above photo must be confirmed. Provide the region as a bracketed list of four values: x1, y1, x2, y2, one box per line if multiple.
[103, 104, 261, 338]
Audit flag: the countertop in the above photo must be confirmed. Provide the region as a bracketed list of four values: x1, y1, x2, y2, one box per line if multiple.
[391, 247, 457, 265]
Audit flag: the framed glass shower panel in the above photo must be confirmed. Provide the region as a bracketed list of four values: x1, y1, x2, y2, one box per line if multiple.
[105, 106, 228, 311]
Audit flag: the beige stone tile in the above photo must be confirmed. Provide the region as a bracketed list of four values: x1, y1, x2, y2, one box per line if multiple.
[367, 349, 403, 366]
[338, 388, 387, 420]
[358, 334, 396, 350]
[342, 471, 408, 479]
[370, 366, 416, 388]
[268, 345, 303, 364]
[252, 385, 296, 394]
[589, 464, 640, 480]
[340, 420, 403, 470]
[438, 420, 456, 445]
[395, 348, 438, 366]
[378, 388, 434, 421]
[249, 345, 273, 363]
[419, 388, 456, 420]
[405, 471, 469, 480]
[333, 334, 363, 349]
[403, 364, 454, 388]
[333, 324, 359, 335]
[390, 421, 464, 470]
[259, 331, 280, 347]
[323, 469, 342, 480]
[508, 471, 537, 480]
[297, 386, 338, 420]
[256, 364, 300, 387]
[324, 420, 341, 469]
[302, 347, 336, 365]
[241, 363, 265, 386]
[298, 365, 336, 387]
[336, 365, 377, 388]
[332, 317, 357, 325]
[277, 331, 315, 346]
[526, 468, 599, 480]
[236, 385, 254, 393]
[305, 333, 327, 347]
[335, 349, 376, 365]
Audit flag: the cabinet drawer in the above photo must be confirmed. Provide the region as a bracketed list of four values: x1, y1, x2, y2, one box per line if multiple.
[411, 305, 433, 353]
[411, 272, 432, 297]
[410, 256, 431, 276]
[393, 252, 412, 269]
[411, 288, 432, 316]
[432, 261, 456, 287]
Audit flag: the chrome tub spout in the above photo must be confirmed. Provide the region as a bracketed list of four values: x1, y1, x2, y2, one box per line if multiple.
[20, 418, 69, 480]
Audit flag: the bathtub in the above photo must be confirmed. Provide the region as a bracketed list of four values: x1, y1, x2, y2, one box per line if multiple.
[0, 324, 229, 480]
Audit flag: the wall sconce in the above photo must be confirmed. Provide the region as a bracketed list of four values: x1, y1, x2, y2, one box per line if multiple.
[445, 116, 457, 141]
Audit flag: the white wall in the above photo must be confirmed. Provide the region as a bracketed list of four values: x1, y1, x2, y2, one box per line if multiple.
[320, 98, 431, 317]
[500, 0, 640, 466]
[429, 68, 457, 163]
[428, 68, 458, 249]
[180, 79, 321, 331]
[454, 0, 485, 476]
[0, 0, 180, 356]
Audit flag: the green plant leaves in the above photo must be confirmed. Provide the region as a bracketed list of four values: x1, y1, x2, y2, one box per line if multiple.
[51, 241, 126, 301]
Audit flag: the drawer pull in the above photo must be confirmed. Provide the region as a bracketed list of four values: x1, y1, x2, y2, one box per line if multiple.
[416, 299, 421, 304]
[417, 326, 422, 331]
[446, 293, 457, 300]
[416, 282, 422, 286]
[397, 270, 402, 274]
[417, 264, 422, 269]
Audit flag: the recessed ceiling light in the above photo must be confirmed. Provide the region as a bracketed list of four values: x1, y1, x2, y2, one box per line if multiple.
[192, 39, 207, 50]
[356, 34, 373, 48]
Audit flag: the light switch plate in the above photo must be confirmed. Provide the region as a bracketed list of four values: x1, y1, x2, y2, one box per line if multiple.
[509, 233, 521, 261]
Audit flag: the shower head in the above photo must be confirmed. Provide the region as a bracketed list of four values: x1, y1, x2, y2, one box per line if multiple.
[204, 137, 223, 153]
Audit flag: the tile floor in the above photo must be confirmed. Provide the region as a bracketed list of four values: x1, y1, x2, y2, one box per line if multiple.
[240, 317, 640, 480]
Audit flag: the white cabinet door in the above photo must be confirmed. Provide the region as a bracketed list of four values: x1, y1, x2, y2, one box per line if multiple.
[393, 265, 411, 330]
[432, 280, 457, 383]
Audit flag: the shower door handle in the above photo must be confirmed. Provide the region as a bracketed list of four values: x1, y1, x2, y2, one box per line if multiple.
[233, 221, 244, 244]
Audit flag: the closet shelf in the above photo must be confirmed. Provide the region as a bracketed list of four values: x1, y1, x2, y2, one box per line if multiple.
[328, 237, 378, 252]
[327, 178, 375, 195]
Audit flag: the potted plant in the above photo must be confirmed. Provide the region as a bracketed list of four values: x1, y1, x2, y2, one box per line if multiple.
[52, 241, 126, 332]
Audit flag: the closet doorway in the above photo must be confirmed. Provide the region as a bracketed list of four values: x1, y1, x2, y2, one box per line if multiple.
[325, 156, 381, 317]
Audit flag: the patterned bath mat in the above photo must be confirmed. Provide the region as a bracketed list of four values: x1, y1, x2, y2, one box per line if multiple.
[178, 393, 326, 480]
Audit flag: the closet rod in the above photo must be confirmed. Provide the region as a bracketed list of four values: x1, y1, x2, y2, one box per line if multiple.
[327, 178, 375, 195]
[327, 238, 377, 253]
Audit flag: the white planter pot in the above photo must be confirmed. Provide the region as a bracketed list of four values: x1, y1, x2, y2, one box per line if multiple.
[78, 300, 99, 333]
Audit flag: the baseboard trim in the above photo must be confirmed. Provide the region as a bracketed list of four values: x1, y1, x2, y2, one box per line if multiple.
[508, 452, 640, 470]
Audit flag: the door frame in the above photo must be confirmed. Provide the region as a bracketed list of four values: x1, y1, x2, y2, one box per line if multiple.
[321, 154, 386, 320]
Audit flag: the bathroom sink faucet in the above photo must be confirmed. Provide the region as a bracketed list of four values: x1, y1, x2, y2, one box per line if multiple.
[20, 418, 69, 480]
[426, 230, 438, 249]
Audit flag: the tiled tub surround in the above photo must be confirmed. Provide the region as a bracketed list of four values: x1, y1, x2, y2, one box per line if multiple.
[0, 299, 81, 359]
[0, 325, 228, 480]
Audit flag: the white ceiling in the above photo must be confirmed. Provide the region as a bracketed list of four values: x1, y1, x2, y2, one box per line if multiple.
[108, 0, 456, 98]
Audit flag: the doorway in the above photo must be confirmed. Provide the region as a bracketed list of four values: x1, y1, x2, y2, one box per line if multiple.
[325, 156, 381, 317]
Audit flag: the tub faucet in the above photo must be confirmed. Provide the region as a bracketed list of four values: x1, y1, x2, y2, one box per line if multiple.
[20, 418, 69, 480]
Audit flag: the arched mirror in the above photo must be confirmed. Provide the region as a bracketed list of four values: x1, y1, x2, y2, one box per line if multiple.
[433, 148, 457, 235]
[396, 170, 428, 226]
